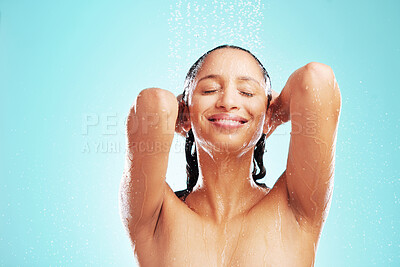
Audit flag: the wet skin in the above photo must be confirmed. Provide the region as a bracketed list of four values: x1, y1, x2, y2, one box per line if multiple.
[120, 49, 342, 266]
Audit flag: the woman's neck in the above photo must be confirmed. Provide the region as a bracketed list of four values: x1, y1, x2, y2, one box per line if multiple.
[187, 146, 267, 224]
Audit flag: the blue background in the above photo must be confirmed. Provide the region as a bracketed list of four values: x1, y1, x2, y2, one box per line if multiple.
[1, 0, 399, 266]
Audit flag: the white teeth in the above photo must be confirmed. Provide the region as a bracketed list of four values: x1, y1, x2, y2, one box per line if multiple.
[213, 119, 242, 125]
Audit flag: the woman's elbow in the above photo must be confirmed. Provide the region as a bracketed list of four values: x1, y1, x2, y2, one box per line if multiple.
[136, 88, 177, 112]
[302, 63, 340, 104]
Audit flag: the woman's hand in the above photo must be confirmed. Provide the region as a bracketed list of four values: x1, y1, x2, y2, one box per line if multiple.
[265, 89, 290, 138]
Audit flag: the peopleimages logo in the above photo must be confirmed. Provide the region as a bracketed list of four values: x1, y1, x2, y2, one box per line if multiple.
[80, 110, 316, 154]
[80, 112, 182, 154]
[81, 112, 124, 154]
[81, 112, 122, 136]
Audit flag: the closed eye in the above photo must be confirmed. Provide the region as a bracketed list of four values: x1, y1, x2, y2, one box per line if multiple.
[203, 90, 217, 94]
[240, 91, 254, 97]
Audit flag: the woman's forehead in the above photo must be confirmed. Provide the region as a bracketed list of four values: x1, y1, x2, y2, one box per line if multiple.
[196, 48, 265, 81]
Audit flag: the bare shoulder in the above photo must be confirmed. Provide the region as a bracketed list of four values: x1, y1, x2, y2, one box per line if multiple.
[253, 173, 292, 215]
[148, 185, 200, 239]
[162, 185, 199, 217]
[253, 173, 322, 236]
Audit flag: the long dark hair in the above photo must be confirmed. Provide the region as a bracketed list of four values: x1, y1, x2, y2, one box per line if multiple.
[175, 45, 272, 200]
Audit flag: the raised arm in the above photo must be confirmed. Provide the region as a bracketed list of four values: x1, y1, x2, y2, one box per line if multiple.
[119, 88, 178, 240]
[267, 62, 341, 229]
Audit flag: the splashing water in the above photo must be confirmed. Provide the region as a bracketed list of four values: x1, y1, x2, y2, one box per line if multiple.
[168, 0, 265, 88]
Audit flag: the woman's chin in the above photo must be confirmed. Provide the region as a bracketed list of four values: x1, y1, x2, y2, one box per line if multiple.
[192, 125, 261, 154]
[196, 135, 254, 155]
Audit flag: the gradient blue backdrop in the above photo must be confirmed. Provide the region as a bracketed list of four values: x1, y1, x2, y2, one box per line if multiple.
[1, 0, 399, 266]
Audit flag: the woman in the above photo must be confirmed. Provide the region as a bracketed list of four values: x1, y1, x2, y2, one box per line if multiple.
[119, 45, 341, 266]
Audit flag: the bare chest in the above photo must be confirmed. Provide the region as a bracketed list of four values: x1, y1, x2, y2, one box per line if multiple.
[138, 211, 316, 267]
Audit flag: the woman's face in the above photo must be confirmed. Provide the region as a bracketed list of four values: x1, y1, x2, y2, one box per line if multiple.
[187, 48, 268, 154]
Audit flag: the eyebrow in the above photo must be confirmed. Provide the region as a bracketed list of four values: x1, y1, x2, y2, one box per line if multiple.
[237, 76, 262, 86]
[197, 74, 262, 86]
[197, 74, 220, 83]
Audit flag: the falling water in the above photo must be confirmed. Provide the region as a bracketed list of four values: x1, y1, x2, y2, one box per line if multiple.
[168, 0, 265, 88]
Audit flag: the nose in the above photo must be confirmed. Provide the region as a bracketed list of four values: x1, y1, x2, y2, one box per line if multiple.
[216, 83, 239, 111]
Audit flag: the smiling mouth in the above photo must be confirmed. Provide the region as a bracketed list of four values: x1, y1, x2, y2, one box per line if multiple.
[208, 118, 247, 124]
[207, 114, 249, 130]
[207, 113, 248, 124]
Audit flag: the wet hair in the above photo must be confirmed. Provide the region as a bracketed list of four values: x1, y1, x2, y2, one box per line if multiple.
[175, 45, 272, 200]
